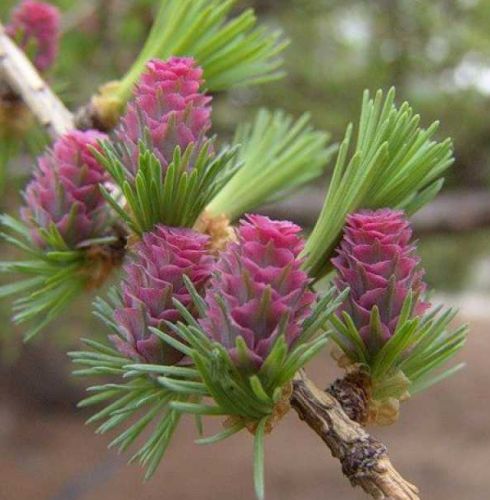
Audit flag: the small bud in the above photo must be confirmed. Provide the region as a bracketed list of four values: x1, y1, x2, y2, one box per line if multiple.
[193, 210, 237, 254]
[0, 91, 34, 138]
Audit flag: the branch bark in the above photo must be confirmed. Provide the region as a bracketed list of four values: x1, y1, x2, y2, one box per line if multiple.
[291, 370, 419, 500]
[0, 22, 74, 139]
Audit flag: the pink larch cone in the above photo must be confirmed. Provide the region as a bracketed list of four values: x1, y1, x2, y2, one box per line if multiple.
[332, 209, 430, 354]
[111, 225, 214, 365]
[200, 214, 316, 371]
[6, 0, 60, 72]
[21, 130, 110, 248]
[116, 57, 212, 177]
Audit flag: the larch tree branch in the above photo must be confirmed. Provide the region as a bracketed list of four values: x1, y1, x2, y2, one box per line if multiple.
[0, 21, 421, 500]
[0, 21, 74, 139]
[291, 371, 420, 500]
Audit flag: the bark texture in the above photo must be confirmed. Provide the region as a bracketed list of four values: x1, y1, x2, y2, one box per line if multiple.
[291, 371, 420, 499]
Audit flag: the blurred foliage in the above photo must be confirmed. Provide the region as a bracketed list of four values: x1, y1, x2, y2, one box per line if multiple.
[243, 0, 490, 188]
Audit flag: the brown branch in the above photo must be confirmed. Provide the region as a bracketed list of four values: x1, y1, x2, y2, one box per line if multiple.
[0, 22, 74, 139]
[291, 370, 420, 500]
[326, 371, 371, 425]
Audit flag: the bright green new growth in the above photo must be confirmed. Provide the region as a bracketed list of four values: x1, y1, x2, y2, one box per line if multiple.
[206, 109, 335, 220]
[97, 140, 239, 235]
[158, 280, 346, 500]
[69, 293, 192, 480]
[304, 88, 454, 279]
[330, 293, 468, 400]
[70, 339, 184, 480]
[116, 0, 288, 105]
[384, 302, 467, 395]
[71, 282, 344, 491]
[0, 214, 116, 340]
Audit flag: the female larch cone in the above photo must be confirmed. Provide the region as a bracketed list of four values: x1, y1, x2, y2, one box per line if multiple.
[200, 214, 316, 372]
[111, 225, 214, 365]
[332, 209, 430, 356]
[21, 130, 110, 248]
[6, 0, 60, 72]
[116, 57, 212, 176]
